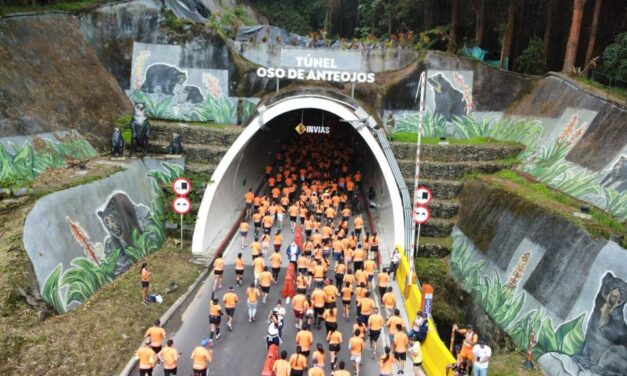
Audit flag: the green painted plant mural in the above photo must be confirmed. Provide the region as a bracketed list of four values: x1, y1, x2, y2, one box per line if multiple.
[131, 90, 256, 124]
[0, 131, 97, 188]
[394, 112, 448, 137]
[451, 229, 586, 358]
[40, 162, 183, 313]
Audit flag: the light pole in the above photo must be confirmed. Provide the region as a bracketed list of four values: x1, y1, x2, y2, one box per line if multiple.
[406, 71, 427, 296]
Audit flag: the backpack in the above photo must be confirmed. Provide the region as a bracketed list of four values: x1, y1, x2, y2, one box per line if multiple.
[415, 319, 428, 342]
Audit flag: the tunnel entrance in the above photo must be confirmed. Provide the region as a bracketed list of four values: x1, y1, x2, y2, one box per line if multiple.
[192, 93, 404, 256]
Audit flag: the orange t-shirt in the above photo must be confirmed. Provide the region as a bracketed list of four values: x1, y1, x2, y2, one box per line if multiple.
[214, 258, 224, 271]
[296, 330, 314, 351]
[141, 268, 150, 282]
[209, 302, 221, 316]
[343, 274, 355, 288]
[349, 336, 365, 356]
[379, 354, 395, 374]
[292, 294, 308, 312]
[270, 252, 282, 268]
[246, 287, 260, 303]
[235, 257, 245, 271]
[387, 316, 404, 335]
[272, 359, 291, 376]
[364, 260, 376, 275]
[253, 257, 265, 273]
[259, 271, 273, 287]
[368, 313, 385, 331]
[382, 292, 396, 309]
[354, 216, 363, 229]
[378, 272, 389, 287]
[359, 298, 375, 315]
[394, 331, 409, 352]
[145, 326, 166, 347]
[327, 330, 342, 344]
[312, 350, 325, 367]
[240, 222, 249, 232]
[308, 367, 324, 376]
[191, 346, 212, 370]
[323, 285, 338, 303]
[341, 286, 352, 301]
[263, 215, 274, 228]
[245, 191, 254, 204]
[311, 289, 326, 308]
[158, 346, 178, 369]
[323, 308, 337, 323]
[223, 292, 239, 308]
[136, 346, 156, 369]
[353, 248, 365, 262]
[289, 353, 307, 370]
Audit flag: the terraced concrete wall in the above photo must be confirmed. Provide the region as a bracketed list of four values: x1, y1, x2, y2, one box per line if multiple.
[453, 179, 627, 376]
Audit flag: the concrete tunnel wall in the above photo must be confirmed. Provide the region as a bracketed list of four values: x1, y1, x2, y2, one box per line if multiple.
[192, 95, 405, 256]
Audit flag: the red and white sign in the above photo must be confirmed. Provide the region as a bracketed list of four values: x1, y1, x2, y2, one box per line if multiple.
[172, 177, 192, 196]
[413, 205, 430, 224]
[172, 196, 192, 215]
[415, 186, 433, 206]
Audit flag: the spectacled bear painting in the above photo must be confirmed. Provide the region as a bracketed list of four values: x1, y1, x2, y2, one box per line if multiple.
[600, 155, 627, 192]
[427, 73, 466, 121]
[97, 192, 151, 275]
[141, 63, 205, 104]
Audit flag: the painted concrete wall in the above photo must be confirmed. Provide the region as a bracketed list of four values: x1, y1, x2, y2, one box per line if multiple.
[24, 159, 183, 313]
[452, 178, 627, 376]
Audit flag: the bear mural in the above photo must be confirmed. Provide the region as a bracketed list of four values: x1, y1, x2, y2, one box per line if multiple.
[140, 64, 205, 104]
[427, 73, 466, 121]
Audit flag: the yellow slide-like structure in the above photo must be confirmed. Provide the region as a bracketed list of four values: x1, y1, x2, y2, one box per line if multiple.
[395, 250, 456, 376]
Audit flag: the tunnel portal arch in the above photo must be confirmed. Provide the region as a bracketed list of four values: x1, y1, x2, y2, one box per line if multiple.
[192, 92, 405, 255]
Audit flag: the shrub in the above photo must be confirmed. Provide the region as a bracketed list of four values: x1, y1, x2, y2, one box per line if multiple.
[600, 32, 627, 81]
[517, 37, 546, 75]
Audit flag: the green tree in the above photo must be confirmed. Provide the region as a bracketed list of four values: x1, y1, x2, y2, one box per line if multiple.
[600, 32, 627, 81]
[517, 37, 546, 75]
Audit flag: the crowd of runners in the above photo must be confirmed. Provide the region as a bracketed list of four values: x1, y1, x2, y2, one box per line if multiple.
[136, 133, 429, 376]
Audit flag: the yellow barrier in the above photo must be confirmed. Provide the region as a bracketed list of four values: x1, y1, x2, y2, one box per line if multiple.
[395, 251, 456, 376]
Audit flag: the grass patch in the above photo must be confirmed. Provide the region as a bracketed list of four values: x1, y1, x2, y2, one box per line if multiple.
[487, 170, 626, 247]
[418, 236, 453, 248]
[489, 352, 544, 376]
[574, 76, 627, 102]
[390, 133, 512, 145]
[2, 243, 203, 375]
[0, 0, 103, 15]
[151, 119, 235, 130]
[415, 256, 468, 340]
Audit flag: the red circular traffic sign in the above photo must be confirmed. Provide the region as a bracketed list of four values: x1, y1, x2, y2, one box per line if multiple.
[172, 177, 192, 196]
[172, 196, 192, 215]
[415, 186, 433, 205]
[413, 205, 431, 224]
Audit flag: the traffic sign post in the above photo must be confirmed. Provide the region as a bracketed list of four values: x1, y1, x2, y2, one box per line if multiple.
[172, 178, 192, 249]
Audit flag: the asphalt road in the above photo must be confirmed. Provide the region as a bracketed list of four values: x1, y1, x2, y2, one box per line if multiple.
[134, 207, 409, 376]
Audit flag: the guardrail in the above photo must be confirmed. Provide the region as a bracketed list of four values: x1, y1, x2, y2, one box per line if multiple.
[395, 250, 456, 376]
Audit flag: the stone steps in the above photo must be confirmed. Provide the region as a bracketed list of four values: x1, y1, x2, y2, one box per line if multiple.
[405, 178, 463, 200]
[397, 159, 515, 181]
[151, 141, 229, 164]
[185, 162, 218, 176]
[420, 217, 456, 238]
[416, 236, 453, 258]
[150, 121, 242, 148]
[390, 142, 524, 162]
[426, 199, 459, 219]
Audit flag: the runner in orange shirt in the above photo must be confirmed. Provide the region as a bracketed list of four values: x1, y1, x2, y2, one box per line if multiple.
[382, 287, 397, 318]
[288, 203, 299, 232]
[349, 328, 366, 376]
[273, 229, 283, 253]
[223, 286, 239, 331]
[234, 253, 245, 286]
[259, 266, 274, 304]
[333, 361, 350, 376]
[295, 325, 314, 357]
[136, 338, 157, 376]
[378, 346, 395, 376]
[393, 324, 410, 371]
[357, 291, 375, 326]
[209, 298, 223, 340]
[158, 339, 179, 376]
[245, 188, 254, 219]
[140, 263, 151, 305]
[311, 343, 326, 369]
[239, 220, 249, 249]
[144, 319, 166, 354]
[453, 323, 479, 372]
[270, 248, 283, 283]
[368, 307, 385, 358]
[386, 309, 404, 345]
[326, 327, 343, 369]
[272, 350, 291, 376]
[212, 256, 224, 292]
[377, 268, 390, 298]
[246, 283, 261, 321]
[253, 254, 265, 287]
[289, 347, 308, 376]
[292, 292, 309, 329]
[191, 338, 213, 376]
[353, 215, 363, 237]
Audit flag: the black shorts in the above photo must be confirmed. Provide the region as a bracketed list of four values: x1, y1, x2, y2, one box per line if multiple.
[290, 370, 304, 376]
[369, 329, 381, 341]
[139, 369, 153, 376]
[226, 308, 235, 316]
[272, 267, 280, 275]
[325, 301, 336, 309]
[413, 362, 423, 367]
[299, 268, 308, 275]
[305, 230, 312, 236]
[150, 345, 162, 354]
[301, 350, 310, 357]
[254, 221, 261, 228]
[314, 306, 324, 316]
[394, 351, 407, 361]
[261, 286, 270, 294]
[209, 315, 221, 325]
[342, 299, 351, 306]
[325, 321, 338, 332]
[371, 245, 379, 252]
[290, 215, 297, 222]
[354, 261, 363, 270]
[236, 269, 244, 275]
[329, 343, 340, 352]
[308, 271, 314, 277]
[335, 274, 344, 283]
[214, 270, 223, 275]
[164, 368, 178, 376]
[300, 218, 305, 224]
[303, 250, 312, 257]
[192, 368, 207, 376]
[297, 287, 307, 294]
[141, 281, 149, 288]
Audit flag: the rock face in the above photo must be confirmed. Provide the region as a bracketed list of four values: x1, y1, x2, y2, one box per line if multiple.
[0, 13, 131, 145]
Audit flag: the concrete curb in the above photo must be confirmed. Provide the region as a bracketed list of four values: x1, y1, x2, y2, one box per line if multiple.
[118, 267, 210, 376]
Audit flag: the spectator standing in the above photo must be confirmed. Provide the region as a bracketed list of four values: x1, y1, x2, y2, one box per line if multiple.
[472, 341, 491, 376]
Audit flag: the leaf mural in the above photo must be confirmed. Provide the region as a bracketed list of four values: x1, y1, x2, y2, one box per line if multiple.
[41, 264, 66, 314]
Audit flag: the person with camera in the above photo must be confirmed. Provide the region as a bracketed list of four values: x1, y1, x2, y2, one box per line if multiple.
[472, 340, 491, 376]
